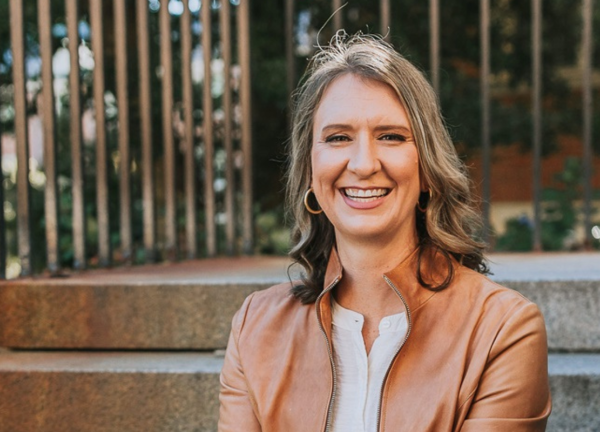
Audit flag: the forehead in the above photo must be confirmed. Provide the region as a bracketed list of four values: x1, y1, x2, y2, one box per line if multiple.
[313, 73, 409, 127]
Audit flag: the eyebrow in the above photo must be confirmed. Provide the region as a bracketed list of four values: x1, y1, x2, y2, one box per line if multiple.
[321, 124, 413, 134]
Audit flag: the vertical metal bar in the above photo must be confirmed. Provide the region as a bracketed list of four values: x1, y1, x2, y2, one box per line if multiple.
[0, 156, 3, 275]
[332, 0, 342, 32]
[181, 0, 196, 258]
[10, 0, 32, 276]
[66, 0, 86, 269]
[160, 0, 177, 259]
[480, 0, 491, 242]
[380, 0, 390, 40]
[532, 0, 542, 251]
[113, 0, 132, 262]
[137, 0, 156, 262]
[429, 0, 440, 93]
[220, 0, 235, 255]
[238, 0, 253, 254]
[285, 0, 295, 114]
[202, 0, 216, 256]
[0, 13, 5, 278]
[0, 78, 5, 279]
[38, 0, 59, 273]
[582, 0, 594, 249]
[90, 0, 110, 267]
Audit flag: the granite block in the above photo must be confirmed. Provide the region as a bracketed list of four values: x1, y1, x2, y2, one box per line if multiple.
[0, 351, 223, 432]
[501, 280, 600, 352]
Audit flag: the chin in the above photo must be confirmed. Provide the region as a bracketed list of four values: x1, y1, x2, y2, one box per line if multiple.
[336, 224, 393, 242]
[331, 212, 416, 244]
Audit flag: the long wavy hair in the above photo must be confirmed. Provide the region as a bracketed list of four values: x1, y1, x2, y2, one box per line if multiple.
[286, 32, 488, 304]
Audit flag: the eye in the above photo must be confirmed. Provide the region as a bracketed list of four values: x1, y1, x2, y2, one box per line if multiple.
[379, 133, 409, 142]
[324, 134, 351, 143]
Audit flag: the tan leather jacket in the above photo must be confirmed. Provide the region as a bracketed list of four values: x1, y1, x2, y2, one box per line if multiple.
[219, 249, 551, 431]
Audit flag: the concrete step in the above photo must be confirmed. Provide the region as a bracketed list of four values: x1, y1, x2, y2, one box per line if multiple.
[0, 350, 597, 431]
[0, 253, 598, 351]
[0, 349, 223, 432]
[490, 252, 600, 353]
[0, 257, 289, 350]
[547, 353, 600, 432]
[501, 280, 599, 352]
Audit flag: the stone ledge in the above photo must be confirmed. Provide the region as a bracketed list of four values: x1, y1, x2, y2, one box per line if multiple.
[500, 280, 600, 352]
[547, 354, 600, 432]
[0, 351, 224, 432]
[2, 279, 599, 351]
[1, 254, 598, 351]
[0, 256, 294, 350]
[0, 350, 224, 373]
[0, 282, 269, 350]
[488, 253, 600, 282]
[0, 352, 597, 432]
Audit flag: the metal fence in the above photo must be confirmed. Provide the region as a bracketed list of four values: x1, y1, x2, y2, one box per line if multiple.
[0, 0, 598, 279]
[1, 0, 252, 278]
[283, 0, 596, 252]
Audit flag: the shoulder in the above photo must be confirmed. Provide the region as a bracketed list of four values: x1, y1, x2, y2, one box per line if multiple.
[247, 281, 300, 305]
[446, 271, 551, 426]
[241, 281, 306, 316]
[453, 265, 538, 311]
[231, 281, 311, 339]
[450, 266, 547, 346]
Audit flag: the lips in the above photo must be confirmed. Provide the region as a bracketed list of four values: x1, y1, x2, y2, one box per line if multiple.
[343, 187, 390, 202]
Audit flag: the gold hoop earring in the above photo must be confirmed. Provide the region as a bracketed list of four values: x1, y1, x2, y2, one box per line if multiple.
[417, 189, 432, 213]
[304, 188, 323, 215]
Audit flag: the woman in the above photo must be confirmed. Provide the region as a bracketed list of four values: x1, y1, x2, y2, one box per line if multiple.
[219, 33, 551, 432]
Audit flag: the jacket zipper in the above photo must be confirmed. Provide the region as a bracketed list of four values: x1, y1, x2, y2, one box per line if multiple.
[376, 275, 413, 432]
[316, 276, 341, 432]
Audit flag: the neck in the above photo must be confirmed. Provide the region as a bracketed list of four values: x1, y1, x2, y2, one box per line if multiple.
[333, 232, 418, 317]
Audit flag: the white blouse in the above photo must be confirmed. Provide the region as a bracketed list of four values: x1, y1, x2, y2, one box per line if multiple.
[330, 298, 408, 432]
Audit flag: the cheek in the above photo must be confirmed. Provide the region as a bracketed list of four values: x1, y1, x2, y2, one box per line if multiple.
[311, 147, 342, 187]
[310, 148, 319, 184]
[407, 162, 421, 190]
[382, 149, 420, 182]
[402, 148, 421, 182]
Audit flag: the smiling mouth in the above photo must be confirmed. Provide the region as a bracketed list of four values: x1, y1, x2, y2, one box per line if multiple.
[342, 188, 390, 202]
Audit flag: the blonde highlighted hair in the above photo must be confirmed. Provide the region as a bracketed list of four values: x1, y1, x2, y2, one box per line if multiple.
[287, 32, 488, 303]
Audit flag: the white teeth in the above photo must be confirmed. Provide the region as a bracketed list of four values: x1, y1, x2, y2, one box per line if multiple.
[344, 188, 389, 199]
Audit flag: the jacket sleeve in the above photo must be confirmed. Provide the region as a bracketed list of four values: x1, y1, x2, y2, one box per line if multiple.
[460, 301, 552, 432]
[218, 293, 262, 432]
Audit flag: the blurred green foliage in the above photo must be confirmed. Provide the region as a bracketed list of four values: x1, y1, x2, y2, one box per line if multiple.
[494, 216, 533, 252]
[496, 157, 599, 251]
[540, 158, 582, 250]
[254, 205, 290, 255]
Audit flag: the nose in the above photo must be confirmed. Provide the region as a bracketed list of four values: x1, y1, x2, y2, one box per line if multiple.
[346, 135, 381, 178]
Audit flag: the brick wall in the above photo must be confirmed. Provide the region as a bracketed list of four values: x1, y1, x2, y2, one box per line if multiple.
[466, 135, 600, 202]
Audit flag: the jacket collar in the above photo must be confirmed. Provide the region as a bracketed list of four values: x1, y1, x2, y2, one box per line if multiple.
[322, 246, 344, 291]
[320, 245, 454, 315]
[316, 250, 343, 342]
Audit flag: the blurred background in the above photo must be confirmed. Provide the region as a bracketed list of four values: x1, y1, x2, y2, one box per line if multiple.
[1, 3, 599, 431]
[1, 0, 599, 279]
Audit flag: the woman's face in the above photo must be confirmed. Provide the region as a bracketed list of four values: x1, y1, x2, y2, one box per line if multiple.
[311, 73, 424, 246]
